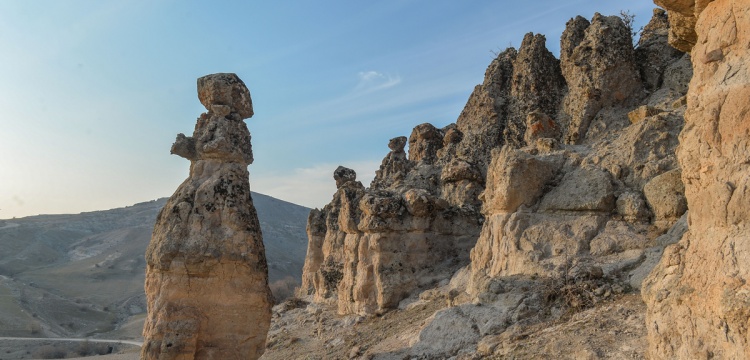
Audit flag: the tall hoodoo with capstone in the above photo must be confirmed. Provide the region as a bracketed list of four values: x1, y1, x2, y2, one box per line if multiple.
[141, 73, 272, 360]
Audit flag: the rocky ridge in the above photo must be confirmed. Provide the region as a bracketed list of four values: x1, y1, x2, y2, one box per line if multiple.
[292, 9, 694, 357]
[142, 73, 272, 360]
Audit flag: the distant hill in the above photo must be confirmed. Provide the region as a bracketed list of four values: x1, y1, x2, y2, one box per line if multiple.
[0, 192, 309, 339]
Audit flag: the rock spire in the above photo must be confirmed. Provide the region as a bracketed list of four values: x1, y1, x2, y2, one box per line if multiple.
[141, 73, 272, 360]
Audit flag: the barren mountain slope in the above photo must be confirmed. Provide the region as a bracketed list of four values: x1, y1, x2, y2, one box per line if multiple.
[0, 192, 308, 340]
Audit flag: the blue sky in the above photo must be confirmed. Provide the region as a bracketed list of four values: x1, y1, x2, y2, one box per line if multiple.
[0, 0, 656, 218]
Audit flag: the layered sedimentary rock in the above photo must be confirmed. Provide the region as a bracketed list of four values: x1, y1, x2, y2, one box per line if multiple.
[142, 73, 272, 359]
[643, 1, 750, 358]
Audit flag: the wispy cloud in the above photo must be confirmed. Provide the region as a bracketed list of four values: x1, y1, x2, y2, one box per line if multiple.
[251, 160, 381, 209]
[355, 70, 402, 93]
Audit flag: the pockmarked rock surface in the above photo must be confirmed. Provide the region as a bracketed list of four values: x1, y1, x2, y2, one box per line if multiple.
[299, 11, 690, 345]
[468, 10, 688, 298]
[643, 1, 750, 358]
[142, 73, 272, 360]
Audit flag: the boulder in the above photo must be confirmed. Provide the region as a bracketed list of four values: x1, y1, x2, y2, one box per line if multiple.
[538, 168, 615, 213]
[643, 168, 687, 222]
[197, 73, 254, 119]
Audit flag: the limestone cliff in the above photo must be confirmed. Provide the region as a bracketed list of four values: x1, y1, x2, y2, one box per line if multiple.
[643, 1, 750, 358]
[142, 73, 272, 360]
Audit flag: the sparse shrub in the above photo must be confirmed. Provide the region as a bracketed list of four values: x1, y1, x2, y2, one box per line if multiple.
[277, 297, 309, 312]
[75, 339, 111, 356]
[33, 345, 66, 359]
[28, 320, 41, 335]
[619, 10, 644, 45]
[270, 276, 300, 304]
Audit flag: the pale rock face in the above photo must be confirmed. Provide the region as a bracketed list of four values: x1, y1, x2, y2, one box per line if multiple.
[408, 123, 443, 165]
[524, 111, 560, 144]
[299, 161, 480, 315]
[142, 73, 272, 360]
[538, 167, 616, 213]
[299, 10, 689, 321]
[466, 10, 689, 298]
[481, 147, 562, 214]
[643, 168, 687, 222]
[643, 1, 750, 358]
[560, 13, 644, 144]
[299, 34, 567, 315]
[653, 0, 699, 52]
[616, 191, 651, 222]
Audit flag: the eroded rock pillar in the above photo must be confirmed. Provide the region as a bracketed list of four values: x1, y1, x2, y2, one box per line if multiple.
[142, 73, 272, 360]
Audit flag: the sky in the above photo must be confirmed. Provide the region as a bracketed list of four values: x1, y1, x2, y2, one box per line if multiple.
[0, 0, 657, 219]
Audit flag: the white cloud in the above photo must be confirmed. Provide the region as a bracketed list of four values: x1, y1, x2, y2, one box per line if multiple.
[250, 160, 381, 209]
[355, 70, 401, 92]
[358, 70, 382, 82]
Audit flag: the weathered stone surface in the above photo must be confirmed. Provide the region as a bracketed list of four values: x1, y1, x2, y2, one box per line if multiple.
[466, 10, 689, 299]
[197, 73, 254, 120]
[371, 137, 411, 190]
[627, 105, 660, 124]
[470, 212, 607, 293]
[643, 1, 750, 358]
[506, 33, 566, 147]
[643, 168, 687, 222]
[299, 160, 480, 315]
[560, 13, 644, 144]
[653, 0, 701, 52]
[299, 11, 690, 335]
[142, 73, 272, 360]
[538, 168, 615, 213]
[453, 48, 515, 174]
[408, 123, 443, 165]
[627, 213, 687, 289]
[524, 111, 559, 144]
[388, 136, 407, 152]
[636, 9, 685, 92]
[334, 166, 357, 188]
[616, 191, 651, 222]
[481, 147, 561, 214]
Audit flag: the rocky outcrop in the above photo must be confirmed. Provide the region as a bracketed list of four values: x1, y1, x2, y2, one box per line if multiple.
[559, 13, 644, 144]
[636, 9, 685, 93]
[300, 31, 568, 316]
[299, 10, 691, 323]
[298, 161, 481, 315]
[643, 1, 750, 358]
[142, 73, 272, 360]
[467, 11, 688, 298]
